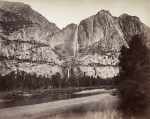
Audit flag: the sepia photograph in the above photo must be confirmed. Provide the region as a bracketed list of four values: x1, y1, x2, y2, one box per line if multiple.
[0, 0, 150, 119]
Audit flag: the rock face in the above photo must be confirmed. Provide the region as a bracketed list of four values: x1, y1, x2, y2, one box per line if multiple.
[71, 10, 144, 79]
[0, 1, 62, 77]
[0, 1, 149, 79]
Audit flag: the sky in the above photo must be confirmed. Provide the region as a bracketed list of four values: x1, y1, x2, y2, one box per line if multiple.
[3, 0, 150, 29]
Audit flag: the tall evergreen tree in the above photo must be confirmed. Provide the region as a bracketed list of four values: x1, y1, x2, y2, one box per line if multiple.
[118, 34, 150, 117]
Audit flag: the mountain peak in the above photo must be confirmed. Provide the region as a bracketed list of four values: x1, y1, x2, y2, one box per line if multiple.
[119, 13, 140, 21]
[0, 1, 31, 12]
[0, 1, 60, 36]
[63, 23, 77, 30]
[97, 9, 112, 16]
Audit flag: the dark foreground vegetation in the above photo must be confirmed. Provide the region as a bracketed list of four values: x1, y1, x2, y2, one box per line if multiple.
[118, 34, 150, 118]
[0, 71, 115, 91]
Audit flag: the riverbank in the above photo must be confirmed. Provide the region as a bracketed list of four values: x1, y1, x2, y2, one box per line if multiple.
[0, 93, 118, 119]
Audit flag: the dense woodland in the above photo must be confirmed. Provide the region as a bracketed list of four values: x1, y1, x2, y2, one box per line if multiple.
[0, 71, 115, 91]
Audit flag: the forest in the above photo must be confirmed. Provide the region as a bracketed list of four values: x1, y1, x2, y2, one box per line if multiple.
[0, 70, 115, 91]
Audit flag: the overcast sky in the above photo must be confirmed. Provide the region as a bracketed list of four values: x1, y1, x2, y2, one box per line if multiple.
[4, 0, 150, 28]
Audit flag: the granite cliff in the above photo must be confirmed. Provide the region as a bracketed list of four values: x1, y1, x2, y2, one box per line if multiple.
[0, 1, 149, 79]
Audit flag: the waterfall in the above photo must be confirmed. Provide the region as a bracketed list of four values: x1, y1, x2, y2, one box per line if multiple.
[73, 25, 79, 57]
[66, 25, 79, 79]
[67, 67, 70, 79]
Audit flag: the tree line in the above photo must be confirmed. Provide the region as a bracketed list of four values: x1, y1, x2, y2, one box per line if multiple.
[0, 70, 115, 91]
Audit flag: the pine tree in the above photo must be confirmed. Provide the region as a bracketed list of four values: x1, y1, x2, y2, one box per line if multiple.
[118, 34, 150, 117]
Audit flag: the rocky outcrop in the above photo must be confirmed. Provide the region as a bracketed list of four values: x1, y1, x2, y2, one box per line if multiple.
[74, 10, 145, 78]
[0, 1, 63, 77]
[78, 10, 127, 53]
[49, 24, 78, 57]
[0, 1, 60, 36]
